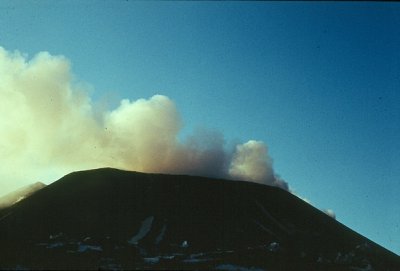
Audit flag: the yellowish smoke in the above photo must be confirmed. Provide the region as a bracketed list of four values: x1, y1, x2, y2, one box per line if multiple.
[0, 47, 287, 196]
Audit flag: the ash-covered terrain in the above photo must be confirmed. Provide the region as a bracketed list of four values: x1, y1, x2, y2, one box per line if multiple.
[0, 168, 398, 270]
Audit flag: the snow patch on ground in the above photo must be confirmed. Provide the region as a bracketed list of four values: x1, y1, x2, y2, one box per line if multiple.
[267, 242, 280, 252]
[143, 256, 160, 264]
[49, 232, 63, 240]
[78, 244, 103, 253]
[47, 242, 64, 249]
[155, 223, 167, 245]
[183, 258, 212, 264]
[128, 216, 154, 245]
[181, 240, 189, 248]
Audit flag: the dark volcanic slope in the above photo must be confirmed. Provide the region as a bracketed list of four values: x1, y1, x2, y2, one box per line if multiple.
[0, 181, 45, 209]
[0, 168, 398, 270]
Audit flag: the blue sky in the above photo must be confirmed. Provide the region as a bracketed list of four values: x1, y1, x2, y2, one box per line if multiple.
[1, 1, 399, 254]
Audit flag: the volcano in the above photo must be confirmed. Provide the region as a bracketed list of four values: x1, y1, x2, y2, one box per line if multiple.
[0, 168, 398, 270]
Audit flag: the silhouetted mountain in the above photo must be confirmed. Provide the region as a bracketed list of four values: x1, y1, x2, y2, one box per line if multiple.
[0, 168, 398, 270]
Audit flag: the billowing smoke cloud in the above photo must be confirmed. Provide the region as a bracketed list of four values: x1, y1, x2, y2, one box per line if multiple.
[229, 141, 288, 190]
[0, 47, 288, 196]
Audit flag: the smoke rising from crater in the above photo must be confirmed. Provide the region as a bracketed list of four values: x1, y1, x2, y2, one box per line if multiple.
[0, 47, 288, 195]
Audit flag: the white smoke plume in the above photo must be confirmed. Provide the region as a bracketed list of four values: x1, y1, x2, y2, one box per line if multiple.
[0, 47, 288, 196]
[229, 141, 288, 190]
[323, 209, 337, 220]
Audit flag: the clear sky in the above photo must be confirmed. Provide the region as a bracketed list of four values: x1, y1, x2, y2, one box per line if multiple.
[1, 1, 399, 254]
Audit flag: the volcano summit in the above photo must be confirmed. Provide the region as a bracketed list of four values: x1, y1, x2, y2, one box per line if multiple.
[0, 168, 398, 270]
